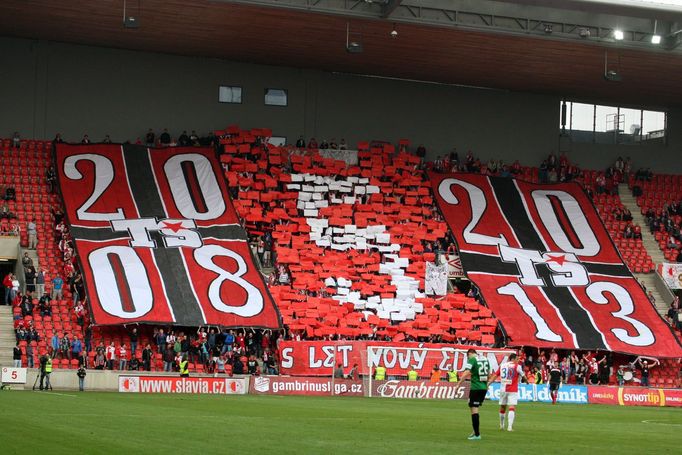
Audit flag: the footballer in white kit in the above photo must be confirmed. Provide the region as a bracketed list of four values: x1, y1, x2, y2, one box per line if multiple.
[488, 353, 525, 431]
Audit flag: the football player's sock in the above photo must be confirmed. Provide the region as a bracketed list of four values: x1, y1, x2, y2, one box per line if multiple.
[499, 410, 506, 427]
[507, 409, 516, 429]
[472, 413, 480, 436]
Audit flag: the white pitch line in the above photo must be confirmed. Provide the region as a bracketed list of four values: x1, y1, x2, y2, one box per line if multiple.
[641, 420, 682, 427]
[41, 392, 79, 398]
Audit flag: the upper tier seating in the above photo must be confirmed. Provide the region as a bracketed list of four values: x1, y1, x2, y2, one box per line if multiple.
[629, 173, 682, 262]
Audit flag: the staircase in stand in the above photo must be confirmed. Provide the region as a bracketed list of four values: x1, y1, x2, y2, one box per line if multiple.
[618, 183, 670, 315]
[0, 305, 16, 367]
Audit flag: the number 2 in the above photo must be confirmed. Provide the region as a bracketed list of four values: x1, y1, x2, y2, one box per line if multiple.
[64, 154, 125, 221]
[438, 178, 508, 248]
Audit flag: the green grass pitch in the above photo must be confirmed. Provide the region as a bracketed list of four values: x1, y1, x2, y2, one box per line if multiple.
[0, 391, 678, 454]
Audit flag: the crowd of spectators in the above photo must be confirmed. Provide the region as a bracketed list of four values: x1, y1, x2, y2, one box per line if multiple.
[520, 348, 658, 387]
[49, 128, 220, 148]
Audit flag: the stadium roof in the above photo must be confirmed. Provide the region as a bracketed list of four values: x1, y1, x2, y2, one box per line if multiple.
[1, 0, 682, 107]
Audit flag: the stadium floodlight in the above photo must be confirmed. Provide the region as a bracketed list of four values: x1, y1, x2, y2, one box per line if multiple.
[613, 30, 624, 40]
[651, 20, 661, 44]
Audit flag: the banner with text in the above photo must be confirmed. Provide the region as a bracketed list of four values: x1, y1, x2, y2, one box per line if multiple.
[431, 173, 682, 357]
[118, 375, 247, 394]
[250, 376, 364, 396]
[371, 379, 470, 400]
[278, 341, 514, 377]
[588, 385, 682, 407]
[56, 144, 280, 329]
[487, 382, 588, 404]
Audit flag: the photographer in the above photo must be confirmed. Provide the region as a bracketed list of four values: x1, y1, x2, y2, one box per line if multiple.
[77, 365, 86, 392]
[39, 353, 52, 390]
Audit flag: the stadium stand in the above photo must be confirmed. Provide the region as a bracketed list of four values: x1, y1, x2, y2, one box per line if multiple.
[1, 132, 679, 385]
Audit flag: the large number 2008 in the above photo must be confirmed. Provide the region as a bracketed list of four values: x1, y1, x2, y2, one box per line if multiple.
[65, 153, 261, 318]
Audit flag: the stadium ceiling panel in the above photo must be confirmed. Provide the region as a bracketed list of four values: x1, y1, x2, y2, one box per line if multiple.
[0, 0, 681, 106]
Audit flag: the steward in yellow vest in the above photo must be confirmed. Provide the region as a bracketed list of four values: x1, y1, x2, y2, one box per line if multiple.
[180, 357, 189, 377]
[407, 368, 418, 381]
[374, 366, 386, 380]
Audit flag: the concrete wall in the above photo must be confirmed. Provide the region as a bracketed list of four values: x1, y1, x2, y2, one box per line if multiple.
[1, 36, 680, 172]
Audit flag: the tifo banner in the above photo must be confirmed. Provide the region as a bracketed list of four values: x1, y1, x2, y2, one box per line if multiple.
[425, 262, 447, 296]
[56, 144, 280, 328]
[658, 263, 682, 289]
[443, 254, 465, 279]
[371, 379, 469, 400]
[588, 386, 682, 407]
[279, 340, 514, 376]
[487, 382, 588, 404]
[118, 375, 247, 394]
[431, 173, 682, 357]
[250, 376, 363, 396]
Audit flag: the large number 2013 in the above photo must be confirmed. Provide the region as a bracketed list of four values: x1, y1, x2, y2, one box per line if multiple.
[439, 178, 653, 347]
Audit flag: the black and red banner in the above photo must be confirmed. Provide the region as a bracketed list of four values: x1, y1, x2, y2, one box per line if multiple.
[56, 143, 281, 328]
[431, 173, 682, 357]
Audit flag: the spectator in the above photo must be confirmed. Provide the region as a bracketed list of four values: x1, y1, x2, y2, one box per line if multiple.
[60, 332, 71, 360]
[52, 133, 64, 146]
[159, 128, 171, 145]
[575, 360, 587, 385]
[52, 275, 64, 300]
[4, 185, 15, 201]
[25, 267, 35, 294]
[81, 134, 91, 144]
[22, 252, 33, 269]
[155, 328, 166, 354]
[105, 342, 116, 370]
[46, 166, 57, 193]
[319, 139, 329, 149]
[94, 350, 106, 370]
[416, 144, 426, 159]
[339, 138, 347, 150]
[20, 292, 33, 317]
[189, 130, 199, 146]
[145, 128, 155, 146]
[26, 343, 34, 368]
[128, 327, 138, 355]
[164, 344, 175, 372]
[35, 268, 45, 297]
[119, 344, 128, 370]
[13, 342, 22, 367]
[51, 333, 60, 359]
[3, 272, 12, 305]
[637, 359, 658, 387]
[12, 131, 21, 148]
[142, 344, 153, 371]
[308, 137, 318, 149]
[178, 130, 190, 146]
[247, 355, 258, 374]
[617, 366, 625, 386]
[72, 337, 83, 361]
[102, 134, 112, 144]
[77, 365, 87, 391]
[39, 292, 52, 316]
[333, 363, 344, 378]
[129, 357, 140, 371]
[295, 135, 305, 148]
